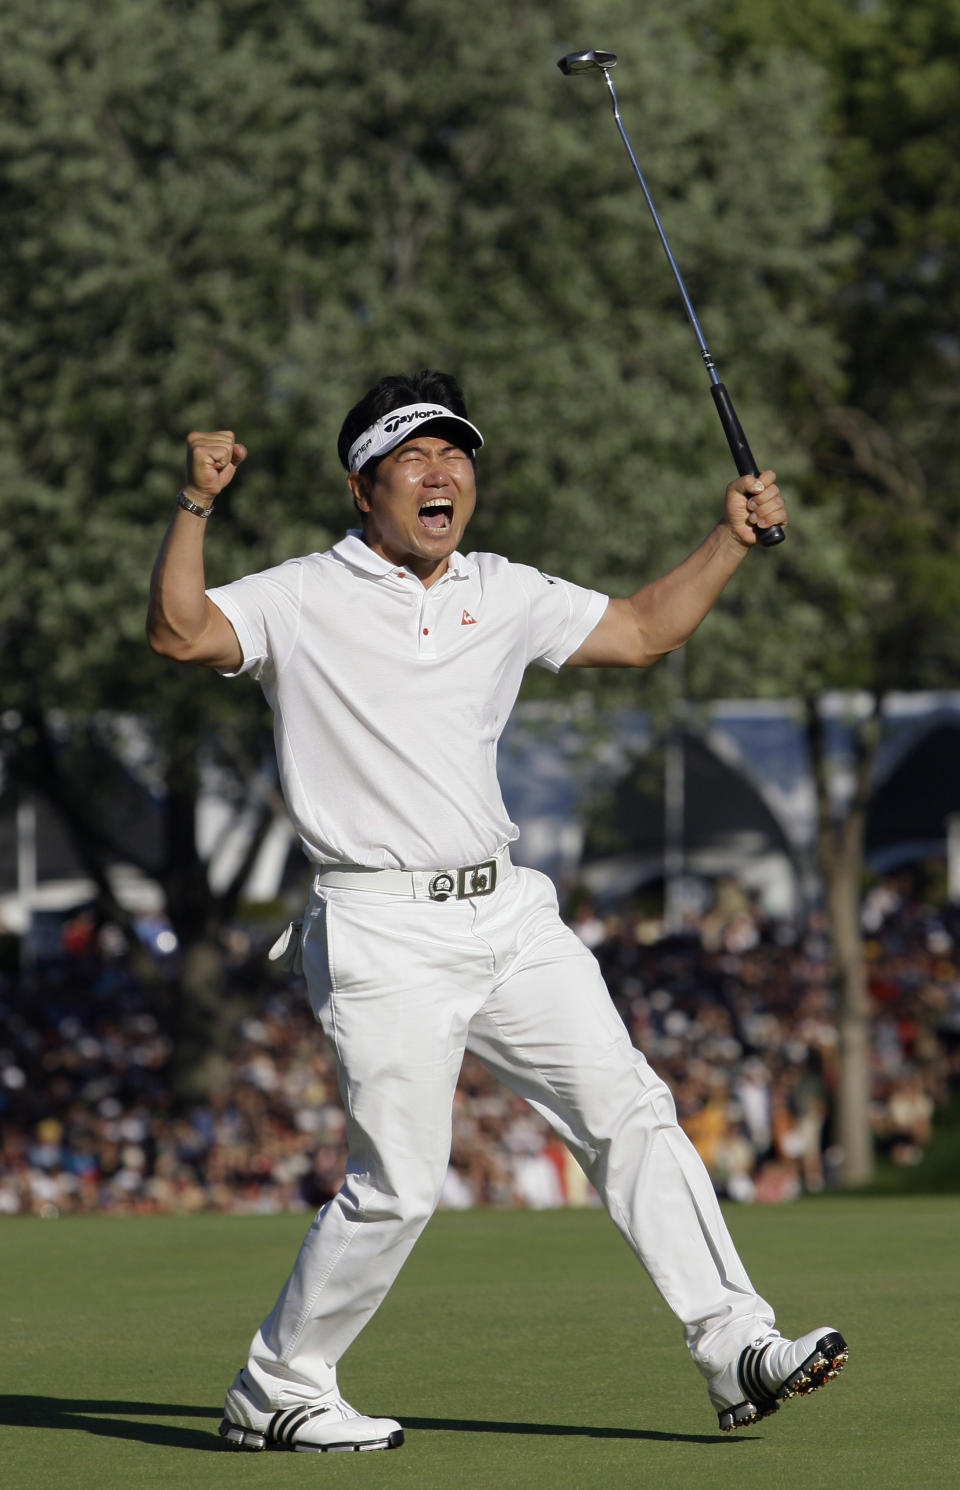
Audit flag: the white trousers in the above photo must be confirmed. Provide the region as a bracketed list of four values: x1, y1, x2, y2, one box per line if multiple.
[243, 866, 775, 1408]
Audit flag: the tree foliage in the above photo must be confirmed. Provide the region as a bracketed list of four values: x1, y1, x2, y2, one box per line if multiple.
[1, 0, 842, 714]
[2, 1, 956, 1117]
[706, 0, 960, 1181]
[708, 0, 960, 695]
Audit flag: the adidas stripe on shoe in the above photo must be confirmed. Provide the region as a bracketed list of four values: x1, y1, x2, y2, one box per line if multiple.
[219, 1374, 403, 1453]
[708, 1326, 849, 1432]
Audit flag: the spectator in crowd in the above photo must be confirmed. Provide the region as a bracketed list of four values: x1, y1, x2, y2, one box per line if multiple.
[1, 873, 957, 1215]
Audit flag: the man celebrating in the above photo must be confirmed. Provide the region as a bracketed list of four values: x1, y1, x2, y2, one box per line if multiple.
[147, 369, 847, 1454]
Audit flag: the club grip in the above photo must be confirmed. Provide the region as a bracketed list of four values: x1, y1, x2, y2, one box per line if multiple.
[710, 383, 785, 547]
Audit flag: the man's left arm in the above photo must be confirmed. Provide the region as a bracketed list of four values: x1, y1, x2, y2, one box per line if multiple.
[565, 470, 786, 669]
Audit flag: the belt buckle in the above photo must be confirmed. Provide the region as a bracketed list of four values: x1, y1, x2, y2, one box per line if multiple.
[427, 859, 498, 902]
[457, 859, 497, 899]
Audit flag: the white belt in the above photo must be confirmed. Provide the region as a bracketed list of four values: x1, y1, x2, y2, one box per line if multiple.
[313, 847, 512, 902]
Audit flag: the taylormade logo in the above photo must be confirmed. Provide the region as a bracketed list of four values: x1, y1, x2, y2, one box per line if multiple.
[348, 401, 477, 472]
[382, 407, 446, 435]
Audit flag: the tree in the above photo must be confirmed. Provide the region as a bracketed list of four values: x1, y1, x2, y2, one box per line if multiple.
[703, 0, 960, 1182]
[1, 0, 845, 1095]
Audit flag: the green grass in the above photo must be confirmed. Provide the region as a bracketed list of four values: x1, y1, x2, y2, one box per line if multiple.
[2, 1198, 957, 1490]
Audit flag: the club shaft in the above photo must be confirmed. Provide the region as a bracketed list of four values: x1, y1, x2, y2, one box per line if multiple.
[602, 71, 720, 386]
[599, 66, 785, 544]
[570, 54, 784, 544]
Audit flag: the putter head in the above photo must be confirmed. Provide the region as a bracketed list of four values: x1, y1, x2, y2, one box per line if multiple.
[557, 49, 618, 75]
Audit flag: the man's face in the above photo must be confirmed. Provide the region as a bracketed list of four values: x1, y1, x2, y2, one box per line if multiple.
[348, 434, 477, 585]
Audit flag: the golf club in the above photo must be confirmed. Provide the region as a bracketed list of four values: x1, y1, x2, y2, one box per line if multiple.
[558, 49, 785, 547]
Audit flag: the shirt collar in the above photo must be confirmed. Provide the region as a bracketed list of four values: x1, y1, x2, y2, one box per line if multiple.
[332, 531, 478, 581]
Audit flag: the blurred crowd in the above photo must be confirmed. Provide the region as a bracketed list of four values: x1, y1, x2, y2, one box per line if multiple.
[2, 872, 958, 1218]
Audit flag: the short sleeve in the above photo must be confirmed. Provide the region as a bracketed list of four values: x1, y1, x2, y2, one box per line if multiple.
[206, 559, 304, 681]
[514, 566, 609, 673]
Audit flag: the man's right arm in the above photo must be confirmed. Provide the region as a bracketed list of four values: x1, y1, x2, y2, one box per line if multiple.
[146, 430, 246, 669]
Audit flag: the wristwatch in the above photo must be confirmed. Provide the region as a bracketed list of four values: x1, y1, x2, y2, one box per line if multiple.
[177, 491, 215, 518]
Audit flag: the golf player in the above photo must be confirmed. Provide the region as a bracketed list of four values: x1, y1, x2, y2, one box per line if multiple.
[147, 369, 847, 1453]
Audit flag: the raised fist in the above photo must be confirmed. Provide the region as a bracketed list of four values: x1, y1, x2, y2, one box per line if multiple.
[184, 430, 247, 502]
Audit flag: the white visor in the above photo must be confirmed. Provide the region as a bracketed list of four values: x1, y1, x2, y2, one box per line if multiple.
[347, 402, 484, 473]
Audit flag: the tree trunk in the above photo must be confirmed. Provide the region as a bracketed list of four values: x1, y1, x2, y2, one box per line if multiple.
[822, 802, 874, 1185]
[805, 692, 879, 1186]
[160, 702, 242, 1103]
[11, 709, 163, 992]
[14, 703, 283, 1103]
[158, 704, 284, 1103]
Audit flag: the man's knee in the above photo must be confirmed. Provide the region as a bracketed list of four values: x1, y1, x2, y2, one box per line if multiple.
[337, 1154, 449, 1234]
[575, 1049, 680, 1150]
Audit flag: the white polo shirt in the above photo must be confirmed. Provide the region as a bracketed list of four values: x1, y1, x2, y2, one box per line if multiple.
[207, 533, 608, 870]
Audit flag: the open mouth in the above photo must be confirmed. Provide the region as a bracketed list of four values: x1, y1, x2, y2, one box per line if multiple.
[418, 497, 454, 532]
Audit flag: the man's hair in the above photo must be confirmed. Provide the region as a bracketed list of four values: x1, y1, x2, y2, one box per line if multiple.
[337, 369, 472, 473]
